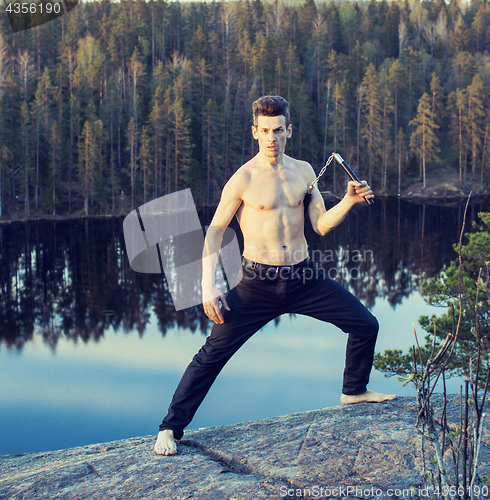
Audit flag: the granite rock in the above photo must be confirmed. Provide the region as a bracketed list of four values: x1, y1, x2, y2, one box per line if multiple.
[0, 396, 488, 499]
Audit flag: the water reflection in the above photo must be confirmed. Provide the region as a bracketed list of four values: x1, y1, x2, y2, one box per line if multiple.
[0, 197, 489, 351]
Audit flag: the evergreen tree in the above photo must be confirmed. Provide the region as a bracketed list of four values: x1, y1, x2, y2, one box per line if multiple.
[79, 120, 104, 216]
[149, 84, 165, 197]
[402, 46, 422, 121]
[20, 102, 32, 218]
[397, 127, 407, 195]
[49, 122, 62, 215]
[451, 15, 472, 53]
[380, 87, 394, 191]
[471, 5, 488, 52]
[138, 125, 151, 205]
[285, 44, 302, 101]
[171, 97, 193, 192]
[312, 11, 329, 115]
[409, 93, 440, 188]
[466, 73, 485, 178]
[388, 59, 407, 158]
[429, 73, 445, 127]
[126, 117, 138, 210]
[452, 51, 475, 89]
[129, 47, 145, 129]
[361, 64, 383, 186]
[33, 67, 55, 209]
[204, 99, 225, 205]
[447, 88, 468, 182]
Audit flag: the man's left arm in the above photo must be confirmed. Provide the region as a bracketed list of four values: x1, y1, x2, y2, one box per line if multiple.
[308, 180, 374, 236]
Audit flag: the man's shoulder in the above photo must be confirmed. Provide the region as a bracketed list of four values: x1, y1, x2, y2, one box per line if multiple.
[228, 163, 253, 183]
[221, 163, 252, 197]
[287, 156, 315, 181]
[290, 157, 313, 169]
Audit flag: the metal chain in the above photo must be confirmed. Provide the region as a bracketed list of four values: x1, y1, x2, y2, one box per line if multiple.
[307, 154, 335, 194]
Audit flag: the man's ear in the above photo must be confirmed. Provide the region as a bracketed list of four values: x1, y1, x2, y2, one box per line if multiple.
[251, 125, 258, 139]
[287, 124, 292, 138]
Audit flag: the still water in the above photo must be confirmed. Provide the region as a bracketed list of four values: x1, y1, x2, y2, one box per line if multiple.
[1, 197, 489, 456]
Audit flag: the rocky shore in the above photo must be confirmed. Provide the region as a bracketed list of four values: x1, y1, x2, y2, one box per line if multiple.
[1, 396, 489, 499]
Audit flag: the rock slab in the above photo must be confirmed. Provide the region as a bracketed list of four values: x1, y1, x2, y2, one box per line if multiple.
[0, 396, 488, 499]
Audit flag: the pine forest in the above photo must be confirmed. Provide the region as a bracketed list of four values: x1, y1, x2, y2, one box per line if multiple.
[0, 0, 490, 218]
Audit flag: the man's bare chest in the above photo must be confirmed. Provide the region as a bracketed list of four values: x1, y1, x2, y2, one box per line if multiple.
[241, 172, 308, 211]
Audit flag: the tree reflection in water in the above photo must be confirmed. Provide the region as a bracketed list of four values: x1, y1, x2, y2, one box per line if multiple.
[1, 197, 489, 351]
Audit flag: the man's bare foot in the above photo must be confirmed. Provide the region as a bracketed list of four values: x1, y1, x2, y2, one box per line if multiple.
[154, 429, 177, 455]
[340, 390, 398, 405]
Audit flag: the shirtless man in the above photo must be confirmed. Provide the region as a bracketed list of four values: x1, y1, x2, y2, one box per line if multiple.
[155, 95, 396, 455]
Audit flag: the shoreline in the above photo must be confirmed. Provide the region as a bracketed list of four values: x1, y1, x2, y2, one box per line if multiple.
[1, 192, 490, 225]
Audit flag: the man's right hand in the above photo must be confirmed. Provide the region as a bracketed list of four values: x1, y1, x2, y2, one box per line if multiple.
[202, 286, 230, 324]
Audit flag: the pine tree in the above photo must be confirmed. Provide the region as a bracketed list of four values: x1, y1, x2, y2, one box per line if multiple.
[79, 121, 94, 216]
[139, 126, 151, 205]
[339, 3, 358, 55]
[397, 127, 407, 196]
[356, 82, 365, 171]
[204, 99, 225, 205]
[126, 117, 138, 210]
[349, 40, 367, 90]
[451, 15, 472, 53]
[237, 29, 253, 84]
[466, 74, 485, 177]
[129, 47, 145, 129]
[20, 101, 32, 218]
[18, 50, 35, 103]
[171, 97, 192, 192]
[312, 12, 328, 115]
[452, 51, 475, 89]
[76, 36, 104, 101]
[326, 50, 346, 87]
[361, 64, 383, 186]
[471, 5, 488, 53]
[409, 93, 440, 188]
[285, 44, 302, 101]
[447, 88, 468, 182]
[388, 59, 407, 158]
[190, 25, 206, 62]
[34, 67, 55, 209]
[380, 87, 394, 190]
[49, 122, 61, 215]
[481, 117, 489, 184]
[299, 0, 317, 54]
[402, 47, 422, 121]
[149, 84, 165, 197]
[384, 2, 400, 58]
[430, 73, 445, 127]
[252, 32, 268, 96]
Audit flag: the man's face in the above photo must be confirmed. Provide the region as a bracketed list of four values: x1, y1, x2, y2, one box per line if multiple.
[252, 115, 292, 158]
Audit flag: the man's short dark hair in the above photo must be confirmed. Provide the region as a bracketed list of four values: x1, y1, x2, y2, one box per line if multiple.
[252, 95, 290, 128]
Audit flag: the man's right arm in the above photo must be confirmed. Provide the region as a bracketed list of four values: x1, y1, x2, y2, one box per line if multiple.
[202, 170, 247, 324]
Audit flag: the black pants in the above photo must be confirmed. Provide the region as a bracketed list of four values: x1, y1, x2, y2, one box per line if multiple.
[159, 258, 379, 440]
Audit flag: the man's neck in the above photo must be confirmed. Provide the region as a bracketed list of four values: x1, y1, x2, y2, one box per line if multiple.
[256, 150, 287, 170]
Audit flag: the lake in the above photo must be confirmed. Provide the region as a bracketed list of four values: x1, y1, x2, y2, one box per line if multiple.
[1, 196, 489, 456]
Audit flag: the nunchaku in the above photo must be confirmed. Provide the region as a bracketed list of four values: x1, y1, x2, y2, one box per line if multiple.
[307, 153, 374, 206]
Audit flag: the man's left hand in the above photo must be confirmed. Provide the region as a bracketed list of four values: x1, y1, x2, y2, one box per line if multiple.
[347, 180, 374, 204]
